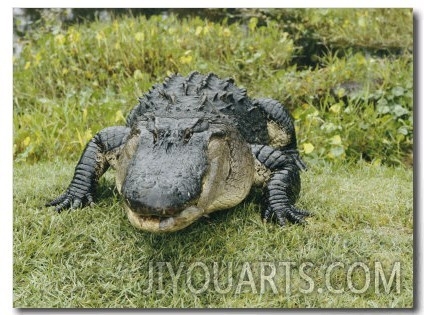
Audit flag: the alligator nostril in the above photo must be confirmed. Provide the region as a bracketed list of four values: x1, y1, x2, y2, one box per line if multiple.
[166, 142, 173, 152]
[158, 181, 172, 189]
[140, 179, 156, 188]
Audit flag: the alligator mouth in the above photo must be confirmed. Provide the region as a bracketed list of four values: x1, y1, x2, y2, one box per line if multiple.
[124, 204, 205, 233]
[125, 199, 187, 217]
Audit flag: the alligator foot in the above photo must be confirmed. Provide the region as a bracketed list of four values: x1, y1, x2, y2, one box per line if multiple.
[252, 143, 309, 227]
[46, 191, 95, 213]
[262, 205, 311, 226]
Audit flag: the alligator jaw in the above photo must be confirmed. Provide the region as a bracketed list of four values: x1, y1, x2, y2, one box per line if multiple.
[124, 204, 205, 233]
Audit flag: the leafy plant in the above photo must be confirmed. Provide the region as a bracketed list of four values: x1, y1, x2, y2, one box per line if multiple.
[13, 9, 413, 166]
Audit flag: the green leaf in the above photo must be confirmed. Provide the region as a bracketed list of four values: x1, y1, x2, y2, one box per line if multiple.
[377, 104, 390, 115]
[321, 122, 338, 133]
[392, 86, 405, 97]
[358, 122, 370, 130]
[328, 146, 345, 158]
[398, 126, 408, 135]
[392, 104, 409, 117]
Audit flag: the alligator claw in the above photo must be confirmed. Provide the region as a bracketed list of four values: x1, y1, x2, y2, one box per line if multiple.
[71, 199, 82, 209]
[56, 198, 71, 213]
[262, 206, 310, 227]
[87, 195, 95, 207]
[46, 191, 94, 213]
[287, 151, 307, 171]
[293, 155, 307, 172]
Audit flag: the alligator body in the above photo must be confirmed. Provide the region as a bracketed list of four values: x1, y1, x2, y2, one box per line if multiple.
[46, 72, 310, 232]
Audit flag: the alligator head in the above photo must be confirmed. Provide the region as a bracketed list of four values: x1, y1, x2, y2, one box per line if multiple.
[115, 116, 254, 232]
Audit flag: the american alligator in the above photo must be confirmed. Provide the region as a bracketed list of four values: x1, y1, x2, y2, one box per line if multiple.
[46, 71, 310, 232]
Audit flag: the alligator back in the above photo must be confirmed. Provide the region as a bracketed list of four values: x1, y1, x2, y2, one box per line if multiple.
[126, 71, 269, 144]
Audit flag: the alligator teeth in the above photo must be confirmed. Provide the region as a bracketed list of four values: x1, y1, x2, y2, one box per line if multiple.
[159, 217, 175, 230]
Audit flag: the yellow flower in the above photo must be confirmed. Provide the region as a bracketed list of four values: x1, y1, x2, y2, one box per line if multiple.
[329, 103, 342, 114]
[179, 55, 193, 64]
[222, 28, 231, 37]
[113, 20, 119, 32]
[303, 143, 314, 154]
[195, 26, 203, 36]
[203, 24, 211, 35]
[330, 135, 342, 145]
[22, 136, 31, 147]
[85, 71, 94, 79]
[135, 32, 144, 42]
[96, 31, 105, 44]
[115, 110, 126, 123]
[55, 34, 66, 46]
[34, 52, 42, 66]
[179, 50, 193, 64]
[67, 28, 81, 44]
[133, 69, 143, 80]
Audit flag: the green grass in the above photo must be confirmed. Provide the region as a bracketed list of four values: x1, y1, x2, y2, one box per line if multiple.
[13, 161, 413, 308]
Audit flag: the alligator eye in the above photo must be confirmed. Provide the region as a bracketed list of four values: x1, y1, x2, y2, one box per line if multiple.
[183, 128, 193, 143]
[192, 118, 209, 133]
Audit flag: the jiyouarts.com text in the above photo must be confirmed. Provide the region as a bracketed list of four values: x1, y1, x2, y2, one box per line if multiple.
[141, 261, 401, 295]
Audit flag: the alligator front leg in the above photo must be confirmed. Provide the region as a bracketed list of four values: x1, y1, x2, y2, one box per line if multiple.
[252, 98, 310, 226]
[46, 126, 130, 212]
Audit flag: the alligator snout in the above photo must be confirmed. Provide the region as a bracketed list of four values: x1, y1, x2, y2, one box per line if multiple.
[124, 181, 197, 217]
